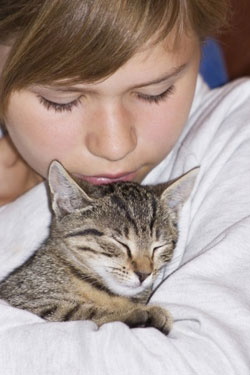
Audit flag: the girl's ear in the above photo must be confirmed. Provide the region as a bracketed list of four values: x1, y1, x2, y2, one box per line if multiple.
[48, 160, 93, 220]
[160, 167, 199, 215]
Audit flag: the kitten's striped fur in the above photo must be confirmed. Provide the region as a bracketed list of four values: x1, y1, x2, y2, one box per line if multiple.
[0, 161, 198, 334]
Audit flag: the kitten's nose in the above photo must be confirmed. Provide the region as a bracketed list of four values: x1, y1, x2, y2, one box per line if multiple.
[135, 271, 151, 283]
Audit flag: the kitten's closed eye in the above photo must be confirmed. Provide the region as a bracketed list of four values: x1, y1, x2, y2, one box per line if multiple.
[152, 242, 172, 255]
[112, 237, 132, 258]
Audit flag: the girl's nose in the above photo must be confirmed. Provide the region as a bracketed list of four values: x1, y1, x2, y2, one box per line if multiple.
[85, 103, 137, 162]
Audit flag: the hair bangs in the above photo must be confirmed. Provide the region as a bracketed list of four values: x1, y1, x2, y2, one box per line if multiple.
[2, 0, 185, 88]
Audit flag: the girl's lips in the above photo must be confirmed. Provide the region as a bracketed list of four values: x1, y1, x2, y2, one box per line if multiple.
[73, 171, 137, 185]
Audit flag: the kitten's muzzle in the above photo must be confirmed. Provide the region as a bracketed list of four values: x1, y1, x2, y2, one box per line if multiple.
[132, 256, 153, 284]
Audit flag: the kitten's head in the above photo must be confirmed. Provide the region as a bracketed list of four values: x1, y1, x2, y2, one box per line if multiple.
[47, 161, 198, 297]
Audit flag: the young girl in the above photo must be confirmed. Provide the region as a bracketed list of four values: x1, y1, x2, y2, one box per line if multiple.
[1, 1, 250, 374]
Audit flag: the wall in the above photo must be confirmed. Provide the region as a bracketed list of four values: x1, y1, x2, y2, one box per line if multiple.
[218, 0, 250, 79]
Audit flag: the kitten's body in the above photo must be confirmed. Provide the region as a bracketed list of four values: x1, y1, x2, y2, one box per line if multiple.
[0, 162, 197, 334]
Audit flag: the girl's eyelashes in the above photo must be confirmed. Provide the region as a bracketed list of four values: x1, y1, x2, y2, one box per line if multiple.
[37, 85, 175, 112]
[37, 95, 82, 112]
[136, 85, 175, 104]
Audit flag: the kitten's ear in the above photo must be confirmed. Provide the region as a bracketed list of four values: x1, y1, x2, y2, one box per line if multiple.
[48, 160, 93, 219]
[161, 167, 199, 215]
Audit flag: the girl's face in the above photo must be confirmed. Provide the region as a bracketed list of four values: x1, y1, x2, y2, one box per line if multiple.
[2, 33, 200, 184]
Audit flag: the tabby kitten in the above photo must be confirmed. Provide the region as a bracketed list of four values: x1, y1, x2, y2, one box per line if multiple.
[0, 161, 198, 334]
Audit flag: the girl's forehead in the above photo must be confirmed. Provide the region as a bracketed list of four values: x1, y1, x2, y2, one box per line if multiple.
[127, 32, 199, 66]
[36, 33, 199, 93]
[92, 41, 195, 87]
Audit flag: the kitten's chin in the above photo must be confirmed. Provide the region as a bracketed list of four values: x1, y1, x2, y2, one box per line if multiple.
[109, 283, 146, 297]
[105, 277, 152, 297]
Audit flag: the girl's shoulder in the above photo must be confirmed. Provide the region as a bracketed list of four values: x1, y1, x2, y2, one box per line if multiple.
[0, 182, 51, 281]
[185, 76, 250, 159]
[194, 76, 250, 117]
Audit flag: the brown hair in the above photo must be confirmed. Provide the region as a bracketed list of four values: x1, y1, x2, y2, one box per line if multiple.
[0, 0, 230, 116]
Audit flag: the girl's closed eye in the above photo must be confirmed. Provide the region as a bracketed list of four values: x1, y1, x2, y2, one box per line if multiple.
[37, 95, 82, 112]
[136, 85, 175, 104]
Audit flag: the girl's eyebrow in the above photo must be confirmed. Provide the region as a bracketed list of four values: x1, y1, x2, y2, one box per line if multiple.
[131, 63, 188, 89]
[43, 63, 188, 93]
